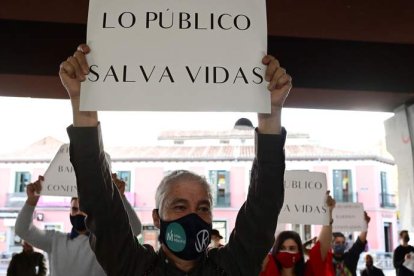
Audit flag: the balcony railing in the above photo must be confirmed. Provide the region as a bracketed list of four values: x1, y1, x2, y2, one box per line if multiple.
[334, 192, 358, 203]
[380, 193, 396, 208]
[5, 192, 27, 208]
[215, 192, 231, 207]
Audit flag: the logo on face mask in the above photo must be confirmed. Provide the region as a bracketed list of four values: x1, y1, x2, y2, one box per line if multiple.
[195, 230, 210, 252]
[165, 223, 187, 252]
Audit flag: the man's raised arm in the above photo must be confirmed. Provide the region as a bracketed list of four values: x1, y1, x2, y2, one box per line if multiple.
[61, 44, 155, 275]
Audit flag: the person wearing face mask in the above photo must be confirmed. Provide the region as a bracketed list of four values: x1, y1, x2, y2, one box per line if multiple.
[393, 230, 414, 276]
[330, 211, 371, 276]
[260, 193, 336, 276]
[61, 43, 291, 275]
[360, 254, 384, 276]
[15, 174, 141, 276]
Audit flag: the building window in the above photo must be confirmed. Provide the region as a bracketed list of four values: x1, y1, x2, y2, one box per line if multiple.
[14, 172, 31, 193]
[116, 171, 131, 192]
[208, 170, 230, 207]
[380, 171, 396, 208]
[292, 224, 312, 241]
[333, 170, 355, 203]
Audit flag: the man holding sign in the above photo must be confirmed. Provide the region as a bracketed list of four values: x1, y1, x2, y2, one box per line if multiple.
[330, 211, 371, 276]
[61, 42, 291, 275]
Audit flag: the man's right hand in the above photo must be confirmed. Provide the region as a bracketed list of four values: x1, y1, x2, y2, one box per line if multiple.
[59, 44, 90, 100]
[26, 176, 43, 207]
[59, 44, 98, 127]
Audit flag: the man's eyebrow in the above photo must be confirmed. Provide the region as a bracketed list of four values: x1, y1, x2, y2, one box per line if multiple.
[197, 200, 211, 206]
[168, 198, 189, 206]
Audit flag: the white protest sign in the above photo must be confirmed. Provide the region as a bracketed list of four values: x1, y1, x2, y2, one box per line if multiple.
[81, 0, 269, 112]
[41, 144, 112, 197]
[332, 203, 367, 232]
[278, 171, 329, 225]
[41, 144, 77, 197]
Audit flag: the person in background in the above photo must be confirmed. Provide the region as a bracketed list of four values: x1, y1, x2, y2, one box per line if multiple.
[360, 254, 385, 276]
[260, 192, 336, 276]
[303, 237, 317, 258]
[331, 211, 371, 276]
[393, 230, 414, 276]
[15, 174, 141, 276]
[209, 229, 224, 249]
[7, 240, 47, 276]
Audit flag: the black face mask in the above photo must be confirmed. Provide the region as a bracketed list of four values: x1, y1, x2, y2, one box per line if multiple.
[159, 213, 212, 261]
[70, 214, 87, 232]
[403, 236, 410, 243]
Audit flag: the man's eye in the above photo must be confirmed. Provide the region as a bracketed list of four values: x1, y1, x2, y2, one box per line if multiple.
[174, 205, 186, 211]
[198, 206, 211, 212]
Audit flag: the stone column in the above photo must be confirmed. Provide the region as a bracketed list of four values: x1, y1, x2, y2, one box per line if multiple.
[385, 104, 414, 231]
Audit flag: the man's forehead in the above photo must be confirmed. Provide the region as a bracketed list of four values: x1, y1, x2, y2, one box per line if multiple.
[333, 237, 346, 243]
[166, 196, 210, 206]
[71, 198, 79, 206]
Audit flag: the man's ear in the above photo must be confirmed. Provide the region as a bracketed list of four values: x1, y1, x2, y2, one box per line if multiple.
[152, 209, 161, 229]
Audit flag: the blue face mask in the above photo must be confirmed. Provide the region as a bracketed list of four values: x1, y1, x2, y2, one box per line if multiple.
[333, 244, 346, 255]
[159, 213, 212, 261]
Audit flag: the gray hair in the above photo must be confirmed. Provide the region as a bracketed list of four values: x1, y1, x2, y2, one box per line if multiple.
[155, 170, 213, 217]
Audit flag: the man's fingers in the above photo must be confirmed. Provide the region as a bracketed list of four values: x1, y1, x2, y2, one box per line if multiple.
[67, 56, 86, 81]
[263, 56, 280, 82]
[274, 74, 292, 90]
[268, 68, 286, 90]
[73, 50, 90, 75]
[59, 61, 76, 79]
[77, 44, 91, 54]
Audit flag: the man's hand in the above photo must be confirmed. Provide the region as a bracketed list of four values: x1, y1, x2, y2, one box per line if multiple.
[26, 176, 43, 207]
[59, 44, 90, 100]
[364, 211, 371, 224]
[59, 44, 98, 127]
[112, 173, 126, 196]
[262, 55, 292, 111]
[326, 191, 336, 216]
[258, 55, 292, 134]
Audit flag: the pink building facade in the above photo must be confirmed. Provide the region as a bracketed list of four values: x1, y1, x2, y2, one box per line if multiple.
[0, 132, 398, 256]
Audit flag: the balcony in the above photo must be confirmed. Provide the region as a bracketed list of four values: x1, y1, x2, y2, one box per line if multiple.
[5, 193, 27, 208]
[215, 192, 231, 207]
[380, 193, 396, 208]
[334, 192, 358, 203]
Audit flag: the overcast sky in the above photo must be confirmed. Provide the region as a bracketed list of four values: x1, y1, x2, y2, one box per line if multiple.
[0, 96, 393, 154]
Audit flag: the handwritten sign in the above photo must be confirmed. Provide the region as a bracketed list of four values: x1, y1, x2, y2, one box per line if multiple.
[42, 144, 112, 197]
[332, 203, 367, 232]
[278, 171, 329, 225]
[81, 0, 269, 112]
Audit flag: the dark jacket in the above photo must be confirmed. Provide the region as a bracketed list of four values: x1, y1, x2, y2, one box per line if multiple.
[332, 236, 367, 276]
[67, 124, 286, 276]
[360, 265, 385, 276]
[7, 251, 47, 276]
[394, 245, 414, 276]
